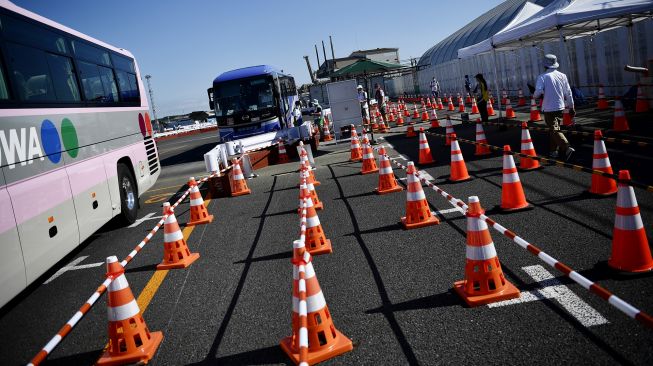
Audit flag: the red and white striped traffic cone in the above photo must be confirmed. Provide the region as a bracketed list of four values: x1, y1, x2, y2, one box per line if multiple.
[186, 177, 214, 226]
[453, 196, 520, 306]
[449, 134, 471, 182]
[418, 127, 435, 165]
[302, 183, 332, 255]
[375, 146, 403, 195]
[299, 167, 323, 211]
[430, 108, 440, 128]
[474, 120, 492, 156]
[470, 97, 479, 114]
[529, 97, 542, 122]
[445, 116, 454, 146]
[505, 98, 516, 119]
[501, 146, 530, 212]
[518, 88, 526, 106]
[613, 99, 629, 132]
[401, 162, 439, 229]
[589, 130, 617, 196]
[597, 84, 609, 110]
[349, 125, 363, 161]
[608, 170, 653, 272]
[158, 202, 200, 269]
[519, 122, 540, 171]
[635, 85, 649, 113]
[360, 134, 379, 175]
[230, 158, 252, 196]
[277, 139, 290, 164]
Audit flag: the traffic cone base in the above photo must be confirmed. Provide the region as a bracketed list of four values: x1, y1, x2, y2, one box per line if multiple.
[375, 184, 403, 195]
[608, 229, 653, 272]
[589, 175, 617, 196]
[499, 199, 532, 212]
[453, 278, 520, 307]
[280, 328, 353, 365]
[157, 251, 199, 270]
[518, 164, 542, 172]
[97, 328, 163, 366]
[230, 187, 251, 197]
[361, 166, 379, 175]
[401, 213, 439, 230]
[186, 213, 213, 226]
[307, 238, 332, 255]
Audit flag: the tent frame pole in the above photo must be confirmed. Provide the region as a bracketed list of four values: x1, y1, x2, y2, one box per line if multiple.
[492, 47, 503, 119]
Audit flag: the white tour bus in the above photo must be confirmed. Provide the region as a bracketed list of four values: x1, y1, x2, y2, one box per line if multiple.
[0, 0, 160, 307]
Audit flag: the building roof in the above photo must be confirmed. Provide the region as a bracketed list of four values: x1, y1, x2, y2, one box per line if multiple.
[418, 0, 554, 66]
[350, 48, 399, 55]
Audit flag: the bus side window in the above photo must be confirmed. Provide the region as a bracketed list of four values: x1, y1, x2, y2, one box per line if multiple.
[0, 55, 9, 100]
[6, 42, 56, 101]
[78, 61, 118, 102]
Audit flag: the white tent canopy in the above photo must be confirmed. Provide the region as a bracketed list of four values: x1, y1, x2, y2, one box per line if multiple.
[457, 1, 544, 59]
[493, 0, 653, 48]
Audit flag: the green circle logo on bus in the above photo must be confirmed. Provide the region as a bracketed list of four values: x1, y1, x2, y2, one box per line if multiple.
[39, 118, 79, 163]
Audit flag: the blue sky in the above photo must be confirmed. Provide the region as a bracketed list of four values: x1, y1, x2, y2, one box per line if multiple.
[13, 0, 502, 117]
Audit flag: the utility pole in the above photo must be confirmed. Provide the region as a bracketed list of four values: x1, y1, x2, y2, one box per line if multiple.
[144, 75, 160, 132]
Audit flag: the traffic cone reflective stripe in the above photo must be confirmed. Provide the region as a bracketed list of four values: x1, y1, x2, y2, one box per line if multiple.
[375, 147, 403, 195]
[445, 116, 454, 146]
[447, 99, 455, 111]
[474, 120, 491, 156]
[635, 85, 649, 113]
[349, 126, 363, 161]
[230, 158, 252, 196]
[500, 146, 530, 211]
[302, 188, 332, 255]
[529, 98, 542, 122]
[453, 196, 520, 306]
[401, 162, 439, 229]
[186, 177, 214, 226]
[518, 89, 526, 106]
[590, 130, 617, 196]
[519, 122, 540, 170]
[98, 256, 163, 366]
[158, 202, 200, 269]
[299, 146, 320, 186]
[470, 98, 479, 114]
[299, 170, 323, 211]
[278, 140, 290, 164]
[281, 244, 352, 364]
[608, 170, 653, 272]
[505, 98, 515, 119]
[458, 97, 465, 113]
[360, 135, 379, 175]
[418, 128, 434, 165]
[597, 85, 609, 110]
[613, 99, 629, 131]
[449, 134, 471, 182]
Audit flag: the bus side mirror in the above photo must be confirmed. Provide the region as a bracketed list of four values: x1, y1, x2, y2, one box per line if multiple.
[207, 87, 215, 110]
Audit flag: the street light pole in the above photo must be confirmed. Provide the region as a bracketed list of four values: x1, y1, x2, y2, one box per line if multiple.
[144, 75, 160, 132]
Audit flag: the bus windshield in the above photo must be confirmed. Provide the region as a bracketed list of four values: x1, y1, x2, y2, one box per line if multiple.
[214, 76, 276, 116]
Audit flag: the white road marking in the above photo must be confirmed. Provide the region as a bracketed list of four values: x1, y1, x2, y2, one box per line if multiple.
[417, 171, 435, 181]
[434, 207, 464, 215]
[128, 212, 162, 228]
[488, 265, 608, 327]
[43, 256, 103, 284]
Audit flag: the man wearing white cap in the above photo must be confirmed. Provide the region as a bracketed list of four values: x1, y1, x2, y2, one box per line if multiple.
[533, 54, 576, 160]
[357, 85, 369, 120]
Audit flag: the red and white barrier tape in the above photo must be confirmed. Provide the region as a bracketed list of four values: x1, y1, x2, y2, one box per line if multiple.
[388, 156, 653, 329]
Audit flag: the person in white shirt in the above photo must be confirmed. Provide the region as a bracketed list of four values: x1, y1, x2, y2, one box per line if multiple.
[533, 54, 576, 160]
[430, 77, 440, 98]
[357, 85, 369, 120]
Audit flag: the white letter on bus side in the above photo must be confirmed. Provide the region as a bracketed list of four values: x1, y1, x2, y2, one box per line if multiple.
[0, 128, 28, 169]
[27, 127, 45, 164]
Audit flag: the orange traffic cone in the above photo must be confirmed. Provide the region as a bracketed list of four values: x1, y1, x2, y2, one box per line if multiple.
[445, 116, 454, 146]
[608, 170, 653, 272]
[371, 114, 379, 131]
[466, 93, 472, 104]
[303, 186, 332, 255]
[280, 241, 352, 364]
[447, 98, 455, 111]
[505, 98, 516, 119]
[500, 146, 530, 211]
[635, 85, 649, 113]
[437, 97, 444, 110]
[519, 122, 540, 171]
[470, 98, 479, 114]
[613, 99, 629, 131]
[475, 120, 492, 156]
[518, 88, 526, 106]
[375, 146, 403, 195]
[299, 145, 321, 186]
[413, 104, 420, 119]
[323, 117, 333, 141]
[458, 97, 465, 113]
[158, 202, 200, 269]
[421, 107, 430, 122]
[378, 117, 388, 133]
[487, 100, 496, 116]
[230, 158, 252, 196]
[388, 111, 395, 123]
[360, 134, 379, 175]
[529, 98, 542, 122]
[403, 106, 410, 118]
[597, 84, 609, 110]
[430, 108, 440, 128]
[350, 126, 363, 162]
[277, 139, 290, 164]
[501, 89, 508, 105]
[406, 125, 417, 138]
[589, 130, 618, 196]
[453, 196, 520, 306]
[449, 134, 471, 182]
[186, 177, 214, 226]
[401, 162, 439, 229]
[396, 113, 405, 126]
[299, 168, 323, 211]
[97, 256, 163, 366]
[426, 97, 432, 108]
[562, 105, 573, 126]
[418, 128, 435, 165]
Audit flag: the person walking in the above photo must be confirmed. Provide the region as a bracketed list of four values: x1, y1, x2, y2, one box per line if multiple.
[292, 100, 303, 127]
[374, 83, 387, 122]
[464, 75, 472, 95]
[473, 73, 489, 122]
[532, 54, 576, 160]
[357, 85, 369, 121]
[430, 77, 440, 98]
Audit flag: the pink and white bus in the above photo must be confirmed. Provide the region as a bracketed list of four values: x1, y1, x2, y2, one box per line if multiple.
[0, 0, 159, 307]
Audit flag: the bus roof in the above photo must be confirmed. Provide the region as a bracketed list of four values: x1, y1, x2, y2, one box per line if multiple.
[213, 65, 285, 84]
[0, 0, 135, 59]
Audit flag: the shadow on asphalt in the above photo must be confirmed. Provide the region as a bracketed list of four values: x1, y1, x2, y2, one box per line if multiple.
[44, 349, 103, 366]
[187, 176, 278, 365]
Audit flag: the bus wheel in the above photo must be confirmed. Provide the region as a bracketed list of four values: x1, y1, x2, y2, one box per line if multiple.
[117, 163, 138, 225]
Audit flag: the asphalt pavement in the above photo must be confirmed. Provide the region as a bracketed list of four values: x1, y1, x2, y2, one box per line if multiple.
[1, 109, 653, 365]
